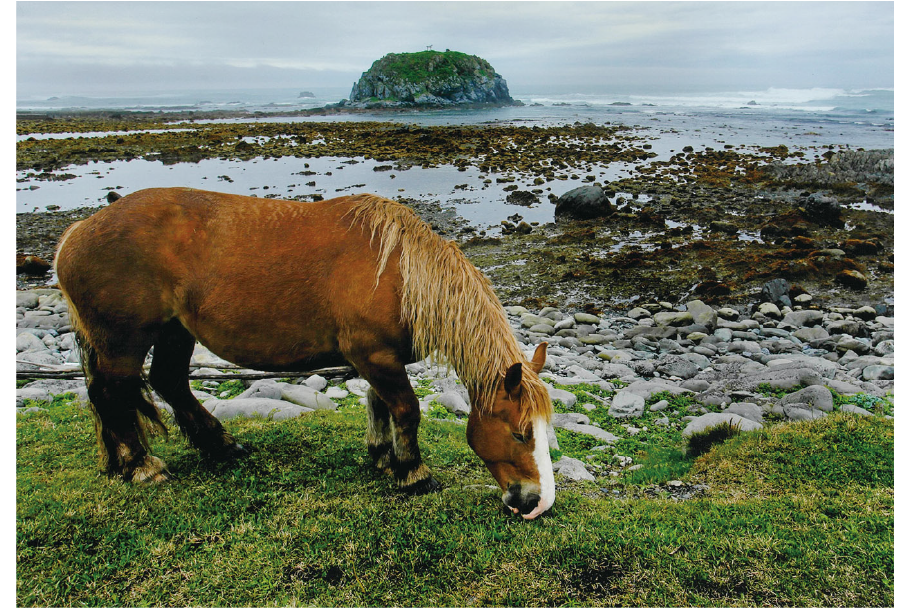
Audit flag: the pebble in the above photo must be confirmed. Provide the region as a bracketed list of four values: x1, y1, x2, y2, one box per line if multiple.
[16, 290, 895, 485]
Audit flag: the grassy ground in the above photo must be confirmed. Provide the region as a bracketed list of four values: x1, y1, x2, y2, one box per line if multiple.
[17, 389, 892, 606]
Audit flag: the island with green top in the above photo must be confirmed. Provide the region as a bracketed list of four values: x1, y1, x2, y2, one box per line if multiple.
[347, 50, 519, 108]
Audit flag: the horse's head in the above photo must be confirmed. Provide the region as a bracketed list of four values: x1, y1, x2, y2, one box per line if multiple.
[466, 342, 555, 520]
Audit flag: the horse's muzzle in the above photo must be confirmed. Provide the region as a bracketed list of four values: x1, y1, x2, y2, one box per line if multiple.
[504, 484, 548, 519]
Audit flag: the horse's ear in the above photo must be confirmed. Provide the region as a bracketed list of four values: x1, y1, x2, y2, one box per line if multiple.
[504, 362, 523, 396]
[530, 342, 548, 374]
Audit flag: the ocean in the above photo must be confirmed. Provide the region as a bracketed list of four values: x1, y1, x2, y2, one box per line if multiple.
[16, 86, 894, 220]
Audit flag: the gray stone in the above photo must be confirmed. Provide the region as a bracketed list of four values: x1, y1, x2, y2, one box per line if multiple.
[561, 423, 619, 443]
[17, 332, 48, 353]
[552, 412, 591, 428]
[434, 391, 471, 417]
[303, 374, 329, 391]
[757, 302, 782, 319]
[237, 379, 285, 401]
[724, 402, 764, 424]
[839, 404, 874, 417]
[654, 311, 694, 327]
[280, 384, 338, 411]
[553, 456, 596, 481]
[528, 324, 556, 335]
[608, 392, 645, 419]
[649, 399, 670, 412]
[682, 413, 762, 437]
[547, 386, 577, 407]
[210, 398, 314, 421]
[17, 292, 40, 309]
[345, 378, 370, 396]
[782, 404, 827, 422]
[656, 355, 699, 380]
[686, 300, 717, 329]
[781, 310, 824, 328]
[862, 365, 894, 381]
[793, 326, 830, 342]
[573, 312, 601, 325]
[619, 379, 692, 400]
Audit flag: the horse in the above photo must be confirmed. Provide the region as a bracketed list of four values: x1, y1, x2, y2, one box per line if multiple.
[55, 188, 555, 519]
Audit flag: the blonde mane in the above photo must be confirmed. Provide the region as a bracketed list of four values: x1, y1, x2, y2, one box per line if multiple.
[345, 194, 552, 423]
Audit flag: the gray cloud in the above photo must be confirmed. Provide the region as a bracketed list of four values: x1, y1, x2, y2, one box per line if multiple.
[17, 1, 894, 97]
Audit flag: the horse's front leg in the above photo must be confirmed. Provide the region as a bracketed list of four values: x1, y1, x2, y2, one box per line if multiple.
[358, 357, 442, 494]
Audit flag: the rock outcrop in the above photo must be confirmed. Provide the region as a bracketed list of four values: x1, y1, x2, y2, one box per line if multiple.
[348, 50, 517, 108]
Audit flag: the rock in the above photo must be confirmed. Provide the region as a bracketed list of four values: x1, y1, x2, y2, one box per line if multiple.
[346, 378, 370, 396]
[553, 456, 596, 482]
[16, 292, 40, 309]
[656, 355, 699, 380]
[649, 399, 670, 412]
[840, 404, 874, 417]
[280, 384, 338, 411]
[724, 402, 764, 424]
[793, 326, 829, 342]
[547, 386, 577, 407]
[17, 332, 48, 353]
[682, 413, 763, 438]
[802, 194, 843, 227]
[573, 312, 601, 325]
[760, 278, 791, 308]
[653, 311, 694, 327]
[685, 300, 717, 329]
[862, 365, 894, 381]
[608, 392, 645, 419]
[325, 387, 349, 400]
[781, 310, 824, 328]
[303, 374, 329, 391]
[434, 391, 471, 417]
[237, 379, 284, 401]
[782, 404, 827, 421]
[16, 255, 52, 275]
[835, 270, 868, 290]
[757, 302, 782, 320]
[552, 412, 591, 428]
[209, 398, 314, 421]
[561, 423, 619, 444]
[779, 385, 834, 412]
[349, 50, 516, 107]
[554, 186, 614, 221]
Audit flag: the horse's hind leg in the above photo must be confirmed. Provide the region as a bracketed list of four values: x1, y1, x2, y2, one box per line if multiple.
[81, 337, 170, 483]
[148, 320, 245, 459]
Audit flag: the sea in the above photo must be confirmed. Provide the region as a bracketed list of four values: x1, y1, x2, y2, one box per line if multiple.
[16, 86, 894, 224]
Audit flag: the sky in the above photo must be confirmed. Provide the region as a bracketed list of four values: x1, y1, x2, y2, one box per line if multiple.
[15, 1, 894, 99]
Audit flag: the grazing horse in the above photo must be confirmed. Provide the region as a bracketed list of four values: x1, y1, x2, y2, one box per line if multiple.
[55, 188, 555, 519]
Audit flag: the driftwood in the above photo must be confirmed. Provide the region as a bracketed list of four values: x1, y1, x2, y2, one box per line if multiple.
[17, 364, 358, 382]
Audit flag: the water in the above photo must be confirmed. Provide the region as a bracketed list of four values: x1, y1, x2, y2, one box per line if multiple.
[16, 86, 894, 219]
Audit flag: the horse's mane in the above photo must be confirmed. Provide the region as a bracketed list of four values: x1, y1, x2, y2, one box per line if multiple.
[345, 194, 551, 424]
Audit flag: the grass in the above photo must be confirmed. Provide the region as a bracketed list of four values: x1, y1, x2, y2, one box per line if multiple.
[17, 386, 893, 606]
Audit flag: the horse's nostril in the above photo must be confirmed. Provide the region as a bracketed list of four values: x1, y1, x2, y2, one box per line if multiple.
[519, 493, 541, 515]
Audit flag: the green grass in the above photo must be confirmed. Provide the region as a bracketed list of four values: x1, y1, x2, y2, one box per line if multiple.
[17, 393, 893, 606]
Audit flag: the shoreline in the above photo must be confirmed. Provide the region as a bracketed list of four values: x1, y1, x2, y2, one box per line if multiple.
[16, 116, 894, 314]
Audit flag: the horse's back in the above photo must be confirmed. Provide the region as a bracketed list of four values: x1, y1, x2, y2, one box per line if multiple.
[55, 188, 409, 369]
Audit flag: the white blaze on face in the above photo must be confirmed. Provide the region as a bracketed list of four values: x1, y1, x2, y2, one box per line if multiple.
[523, 416, 556, 520]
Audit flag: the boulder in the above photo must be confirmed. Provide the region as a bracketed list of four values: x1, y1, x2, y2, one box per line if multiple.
[554, 186, 614, 221]
[209, 398, 314, 421]
[553, 456, 596, 481]
[682, 413, 762, 437]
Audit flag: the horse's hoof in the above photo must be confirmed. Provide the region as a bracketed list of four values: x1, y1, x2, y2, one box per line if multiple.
[128, 456, 170, 484]
[404, 476, 443, 495]
[207, 442, 248, 461]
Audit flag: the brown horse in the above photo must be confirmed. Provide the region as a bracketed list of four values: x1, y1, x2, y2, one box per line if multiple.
[55, 188, 555, 519]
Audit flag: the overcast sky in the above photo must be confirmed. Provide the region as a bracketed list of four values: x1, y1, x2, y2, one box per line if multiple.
[16, 1, 894, 98]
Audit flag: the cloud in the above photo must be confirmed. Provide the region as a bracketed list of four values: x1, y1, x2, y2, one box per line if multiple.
[16, 1, 894, 96]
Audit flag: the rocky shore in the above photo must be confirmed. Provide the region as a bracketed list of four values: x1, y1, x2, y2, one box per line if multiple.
[17, 287, 893, 486]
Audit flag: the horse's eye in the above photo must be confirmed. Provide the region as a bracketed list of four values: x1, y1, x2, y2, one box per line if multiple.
[512, 432, 527, 444]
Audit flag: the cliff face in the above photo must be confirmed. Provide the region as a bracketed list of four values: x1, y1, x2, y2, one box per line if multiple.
[348, 51, 517, 107]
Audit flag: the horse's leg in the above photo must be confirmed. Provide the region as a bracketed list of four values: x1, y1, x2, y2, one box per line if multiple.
[355, 354, 442, 494]
[148, 320, 245, 459]
[80, 335, 169, 483]
[366, 387, 394, 471]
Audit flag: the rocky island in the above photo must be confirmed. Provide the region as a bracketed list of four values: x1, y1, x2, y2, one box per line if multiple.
[347, 50, 518, 108]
